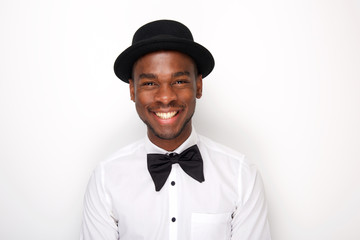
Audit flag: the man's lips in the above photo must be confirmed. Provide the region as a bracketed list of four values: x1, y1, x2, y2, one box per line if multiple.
[154, 111, 179, 120]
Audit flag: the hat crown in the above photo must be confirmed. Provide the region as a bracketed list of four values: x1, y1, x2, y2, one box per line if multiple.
[132, 20, 194, 44]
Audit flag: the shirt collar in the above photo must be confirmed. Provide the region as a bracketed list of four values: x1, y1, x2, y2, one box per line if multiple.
[145, 127, 198, 154]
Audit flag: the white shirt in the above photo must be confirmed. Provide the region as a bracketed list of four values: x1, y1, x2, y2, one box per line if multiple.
[81, 129, 271, 240]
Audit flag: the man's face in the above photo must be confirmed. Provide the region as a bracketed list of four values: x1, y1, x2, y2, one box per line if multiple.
[129, 51, 202, 149]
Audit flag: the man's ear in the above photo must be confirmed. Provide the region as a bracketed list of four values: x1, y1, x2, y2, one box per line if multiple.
[196, 74, 203, 99]
[129, 79, 135, 102]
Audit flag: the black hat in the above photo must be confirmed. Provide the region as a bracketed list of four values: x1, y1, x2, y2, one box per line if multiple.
[114, 20, 215, 83]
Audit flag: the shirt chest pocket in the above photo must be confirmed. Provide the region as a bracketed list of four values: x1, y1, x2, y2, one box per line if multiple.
[190, 212, 232, 240]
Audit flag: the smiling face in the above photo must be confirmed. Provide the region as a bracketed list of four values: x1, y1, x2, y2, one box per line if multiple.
[129, 51, 203, 151]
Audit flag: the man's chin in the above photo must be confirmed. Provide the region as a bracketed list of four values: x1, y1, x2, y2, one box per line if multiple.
[144, 116, 193, 143]
[151, 129, 182, 141]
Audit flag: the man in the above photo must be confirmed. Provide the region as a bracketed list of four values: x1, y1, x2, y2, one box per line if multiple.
[81, 19, 271, 240]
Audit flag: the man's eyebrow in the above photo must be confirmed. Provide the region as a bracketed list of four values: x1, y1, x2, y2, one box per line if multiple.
[138, 73, 157, 79]
[172, 71, 190, 78]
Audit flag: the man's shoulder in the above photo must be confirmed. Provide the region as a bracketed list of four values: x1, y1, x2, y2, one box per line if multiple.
[102, 138, 145, 165]
[197, 134, 248, 164]
[197, 134, 260, 182]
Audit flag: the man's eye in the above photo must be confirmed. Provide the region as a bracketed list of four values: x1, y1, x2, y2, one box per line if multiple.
[142, 82, 155, 86]
[173, 80, 187, 85]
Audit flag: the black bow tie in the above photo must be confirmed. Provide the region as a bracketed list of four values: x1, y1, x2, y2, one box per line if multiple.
[147, 145, 205, 191]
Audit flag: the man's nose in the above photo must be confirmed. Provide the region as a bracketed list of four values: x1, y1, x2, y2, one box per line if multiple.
[154, 84, 177, 104]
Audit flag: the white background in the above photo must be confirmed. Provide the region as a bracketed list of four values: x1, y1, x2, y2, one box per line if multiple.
[1, 0, 359, 239]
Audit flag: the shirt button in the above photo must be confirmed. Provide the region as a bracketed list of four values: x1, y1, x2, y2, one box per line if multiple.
[171, 181, 176, 186]
[171, 217, 176, 222]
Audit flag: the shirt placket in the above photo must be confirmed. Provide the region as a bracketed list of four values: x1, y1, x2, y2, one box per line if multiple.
[168, 164, 178, 240]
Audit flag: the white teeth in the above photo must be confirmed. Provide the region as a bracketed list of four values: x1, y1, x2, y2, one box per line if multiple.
[155, 111, 178, 119]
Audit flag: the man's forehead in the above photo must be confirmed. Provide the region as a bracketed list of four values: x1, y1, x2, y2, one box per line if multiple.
[137, 71, 191, 80]
[132, 50, 198, 77]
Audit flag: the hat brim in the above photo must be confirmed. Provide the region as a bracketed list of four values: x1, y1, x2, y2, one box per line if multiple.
[114, 37, 215, 83]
